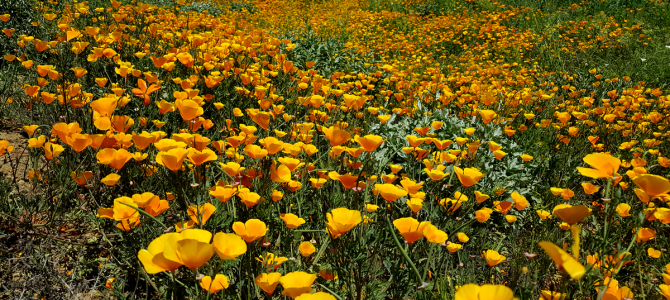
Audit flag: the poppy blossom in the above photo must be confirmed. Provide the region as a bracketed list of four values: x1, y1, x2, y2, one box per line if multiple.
[280, 213, 306, 229]
[393, 217, 429, 244]
[199, 274, 229, 293]
[96, 148, 133, 170]
[538, 241, 585, 280]
[553, 205, 591, 225]
[453, 167, 484, 187]
[298, 241, 316, 257]
[354, 134, 384, 152]
[454, 284, 514, 300]
[233, 219, 268, 243]
[375, 183, 408, 202]
[279, 271, 317, 298]
[255, 272, 282, 295]
[422, 223, 448, 244]
[484, 249, 506, 267]
[156, 148, 189, 172]
[212, 232, 247, 261]
[137, 233, 183, 274]
[325, 207, 362, 239]
[295, 292, 336, 300]
[187, 203, 216, 225]
[101, 173, 121, 186]
[577, 153, 620, 179]
[163, 229, 215, 270]
[633, 174, 670, 198]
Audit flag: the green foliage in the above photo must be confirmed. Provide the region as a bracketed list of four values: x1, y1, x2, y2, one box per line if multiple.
[227, 1, 257, 13]
[180, 0, 225, 16]
[280, 29, 378, 76]
[0, 0, 42, 62]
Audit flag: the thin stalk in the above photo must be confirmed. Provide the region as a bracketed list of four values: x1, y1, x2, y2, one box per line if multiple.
[118, 201, 169, 230]
[385, 214, 423, 284]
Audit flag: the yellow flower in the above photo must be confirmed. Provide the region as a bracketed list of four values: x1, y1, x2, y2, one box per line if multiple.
[633, 174, 670, 199]
[101, 173, 121, 186]
[375, 183, 408, 202]
[453, 167, 484, 187]
[212, 232, 247, 261]
[365, 204, 379, 213]
[255, 272, 282, 295]
[187, 203, 216, 225]
[295, 292, 337, 300]
[475, 208, 493, 223]
[539, 290, 566, 300]
[422, 223, 448, 244]
[552, 205, 591, 225]
[325, 207, 362, 239]
[577, 153, 620, 179]
[537, 210, 552, 220]
[354, 134, 384, 152]
[199, 274, 229, 293]
[233, 219, 268, 243]
[279, 271, 317, 298]
[162, 229, 215, 270]
[393, 217, 429, 244]
[156, 148, 189, 172]
[538, 241, 585, 280]
[648, 248, 662, 258]
[616, 203, 631, 217]
[137, 232, 182, 274]
[484, 249, 506, 267]
[298, 241, 316, 257]
[454, 284, 514, 300]
[280, 213, 306, 229]
[406, 198, 424, 213]
[443, 242, 460, 253]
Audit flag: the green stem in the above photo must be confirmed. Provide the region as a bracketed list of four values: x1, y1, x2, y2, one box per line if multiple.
[422, 244, 435, 283]
[319, 283, 345, 300]
[385, 215, 423, 284]
[118, 201, 169, 230]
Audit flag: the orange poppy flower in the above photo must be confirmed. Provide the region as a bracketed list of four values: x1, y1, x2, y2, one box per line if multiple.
[322, 126, 351, 147]
[538, 241, 585, 280]
[577, 153, 621, 179]
[278, 271, 317, 298]
[132, 79, 160, 105]
[633, 174, 670, 198]
[375, 184, 408, 202]
[325, 207, 362, 239]
[553, 205, 591, 225]
[187, 203, 216, 225]
[393, 217, 429, 244]
[200, 274, 229, 294]
[156, 148, 189, 172]
[484, 249, 506, 267]
[354, 134, 384, 152]
[186, 148, 217, 166]
[244, 144, 268, 159]
[90, 97, 118, 130]
[66, 133, 92, 152]
[280, 213, 306, 229]
[255, 272, 282, 295]
[96, 148, 133, 170]
[454, 167, 484, 187]
[174, 99, 203, 121]
[209, 185, 237, 203]
[233, 219, 268, 243]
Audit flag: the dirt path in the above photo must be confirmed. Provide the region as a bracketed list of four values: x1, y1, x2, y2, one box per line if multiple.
[0, 119, 32, 191]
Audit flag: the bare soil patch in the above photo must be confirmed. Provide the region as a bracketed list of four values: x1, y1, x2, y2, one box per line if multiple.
[0, 118, 31, 192]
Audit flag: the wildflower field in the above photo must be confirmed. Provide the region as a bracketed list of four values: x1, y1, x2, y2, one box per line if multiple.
[1, 0, 670, 298]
